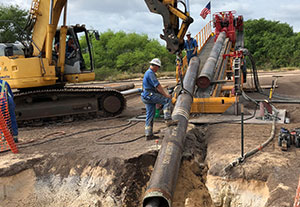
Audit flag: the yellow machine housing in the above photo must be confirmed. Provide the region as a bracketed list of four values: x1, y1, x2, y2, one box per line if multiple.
[0, 56, 56, 88]
[0, 0, 96, 90]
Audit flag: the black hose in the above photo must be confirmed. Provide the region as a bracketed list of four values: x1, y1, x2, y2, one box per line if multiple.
[259, 90, 300, 102]
[177, 1, 187, 14]
[94, 121, 139, 142]
[13, 121, 136, 149]
[246, 51, 262, 92]
[200, 107, 257, 125]
[224, 110, 278, 172]
[93, 134, 145, 145]
[245, 51, 300, 103]
[194, 90, 258, 126]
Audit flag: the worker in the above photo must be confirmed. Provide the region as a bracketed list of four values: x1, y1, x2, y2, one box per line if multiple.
[66, 37, 77, 58]
[54, 36, 77, 58]
[141, 58, 173, 140]
[0, 80, 18, 143]
[184, 31, 198, 64]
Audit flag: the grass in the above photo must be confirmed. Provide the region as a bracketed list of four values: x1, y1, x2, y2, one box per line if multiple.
[256, 67, 300, 72]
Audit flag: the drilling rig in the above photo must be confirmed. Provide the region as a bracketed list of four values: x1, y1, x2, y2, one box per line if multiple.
[173, 10, 250, 115]
[143, 10, 261, 207]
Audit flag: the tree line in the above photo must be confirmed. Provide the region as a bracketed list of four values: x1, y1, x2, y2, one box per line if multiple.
[1, 4, 300, 75]
[81, 30, 176, 80]
[244, 18, 300, 69]
[0, 4, 27, 43]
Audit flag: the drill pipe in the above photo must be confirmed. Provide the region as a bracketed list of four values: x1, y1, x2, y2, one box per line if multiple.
[143, 56, 200, 207]
[196, 31, 227, 89]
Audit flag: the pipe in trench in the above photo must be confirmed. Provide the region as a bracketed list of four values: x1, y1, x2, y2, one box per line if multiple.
[196, 31, 227, 89]
[142, 56, 200, 207]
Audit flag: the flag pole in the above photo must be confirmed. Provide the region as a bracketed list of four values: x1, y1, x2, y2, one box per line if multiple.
[210, 1, 213, 30]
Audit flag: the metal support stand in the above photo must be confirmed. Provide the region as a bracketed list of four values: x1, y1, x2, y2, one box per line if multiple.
[241, 103, 244, 158]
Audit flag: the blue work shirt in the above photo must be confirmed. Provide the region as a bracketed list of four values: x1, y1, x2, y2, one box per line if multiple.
[141, 68, 160, 98]
[184, 38, 198, 59]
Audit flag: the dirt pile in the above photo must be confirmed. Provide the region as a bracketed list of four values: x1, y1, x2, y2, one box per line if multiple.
[205, 121, 300, 207]
[0, 150, 157, 207]
[1, 119, 299, 207]
[172, 126, 213, 207]
[0, 123, 212, 207]
[206, 175, 269, 207]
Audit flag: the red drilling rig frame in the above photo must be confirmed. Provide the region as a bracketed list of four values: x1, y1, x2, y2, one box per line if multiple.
[213, 10, 244, 45]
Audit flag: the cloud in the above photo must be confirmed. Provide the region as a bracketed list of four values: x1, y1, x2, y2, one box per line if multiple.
[1, 0, 300, 41]
[69, 0, 146, 14]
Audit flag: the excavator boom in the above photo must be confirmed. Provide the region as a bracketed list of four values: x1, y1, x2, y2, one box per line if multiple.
[144, 0, 193, 54]
[29, 0, 67, 57]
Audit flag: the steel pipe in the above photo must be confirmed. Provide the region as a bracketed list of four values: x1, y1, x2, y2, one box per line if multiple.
[196, 31, 226, 88]
[121, 88, 142, 96]
[143, 56, 200, 207]
[109, 83, 135, 92]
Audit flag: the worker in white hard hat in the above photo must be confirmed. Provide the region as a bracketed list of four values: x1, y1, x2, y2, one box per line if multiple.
[141, 58, 173, 140]
[184, 31, 198, 64]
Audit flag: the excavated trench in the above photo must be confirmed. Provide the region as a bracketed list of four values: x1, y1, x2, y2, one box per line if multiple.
[0, 126, 274, 207]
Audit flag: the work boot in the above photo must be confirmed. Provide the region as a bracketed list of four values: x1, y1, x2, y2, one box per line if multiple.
[146, 134, 160, 141]
[165, 119, 178, 127]
[13, 136, 18, 143]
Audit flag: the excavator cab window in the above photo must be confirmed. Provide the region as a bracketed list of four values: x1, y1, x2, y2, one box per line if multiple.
[67, 26, 95, 72]
[63, 32, 82, 74]
[53, 25, 95, 74]
[4, 46, 13, 56]
[0, 43, 24, 57]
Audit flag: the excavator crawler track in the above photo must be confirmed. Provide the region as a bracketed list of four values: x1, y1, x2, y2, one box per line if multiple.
[14, 87, 126, 126]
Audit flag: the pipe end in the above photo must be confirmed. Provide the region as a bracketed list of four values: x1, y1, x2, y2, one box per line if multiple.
[196, 76, 210, 89]
[143, 190, 171, 207]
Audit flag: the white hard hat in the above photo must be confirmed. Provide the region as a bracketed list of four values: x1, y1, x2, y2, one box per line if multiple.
[186, 31, 191, 36]
[149, 58, 161, 67]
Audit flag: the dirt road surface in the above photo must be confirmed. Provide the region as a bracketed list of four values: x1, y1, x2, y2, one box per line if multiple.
[1, 70, 300, 206]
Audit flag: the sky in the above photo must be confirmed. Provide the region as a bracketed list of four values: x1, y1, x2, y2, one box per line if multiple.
[1, 0, 300, 44]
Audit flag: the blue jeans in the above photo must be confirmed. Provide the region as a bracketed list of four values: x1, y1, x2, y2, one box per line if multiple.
[8, 96, 18, 136]
[187, 53, 197, 64]
[141, 93, 171, 136]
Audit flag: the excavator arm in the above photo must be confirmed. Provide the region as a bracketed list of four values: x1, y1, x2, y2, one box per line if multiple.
[28, 0, 192, 56]
[144, 0, 193, 54]
[28, 0, 67, 58]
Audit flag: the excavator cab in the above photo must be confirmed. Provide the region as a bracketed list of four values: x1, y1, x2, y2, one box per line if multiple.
[53, 25, 97, 82]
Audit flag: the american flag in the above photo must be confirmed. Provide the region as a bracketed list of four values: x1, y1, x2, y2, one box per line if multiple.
[200, 2, 211, 19]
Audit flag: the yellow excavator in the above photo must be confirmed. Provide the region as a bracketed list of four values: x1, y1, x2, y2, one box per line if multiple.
[0, 0, 192, 124]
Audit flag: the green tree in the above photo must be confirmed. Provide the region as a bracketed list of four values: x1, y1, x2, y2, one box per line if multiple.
[244, 18, 300, 69]
[0, 4, 28, 43]
[81, 30, 176, 80]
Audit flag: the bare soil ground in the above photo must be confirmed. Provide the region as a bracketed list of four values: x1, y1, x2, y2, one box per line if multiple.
[204, 70, 300, 207]
[1, 71, 300, 206]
